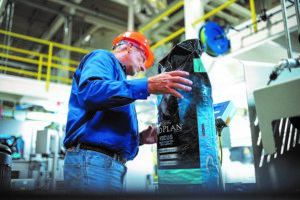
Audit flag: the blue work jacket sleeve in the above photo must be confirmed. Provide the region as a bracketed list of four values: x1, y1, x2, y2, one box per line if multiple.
[76, 50, 148, 111]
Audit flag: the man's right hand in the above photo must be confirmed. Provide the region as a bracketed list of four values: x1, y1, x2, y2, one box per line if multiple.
[148, 71, 193, 99]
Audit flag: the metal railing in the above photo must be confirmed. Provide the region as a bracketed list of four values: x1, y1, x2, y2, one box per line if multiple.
[0, 0, 257, 92]
[0, 29, 90, 91]
[150, 0, 240, 49]
[145, 0, 257, 50]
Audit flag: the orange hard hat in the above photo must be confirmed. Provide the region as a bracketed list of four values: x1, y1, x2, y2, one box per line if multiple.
[112, 31, 154, 68]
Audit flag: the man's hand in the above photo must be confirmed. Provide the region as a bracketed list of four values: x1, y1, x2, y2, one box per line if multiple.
[148, 71, 193, 99]
[139, 125, 157, 145]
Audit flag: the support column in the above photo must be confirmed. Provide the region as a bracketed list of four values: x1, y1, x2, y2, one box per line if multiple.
[294, 0, 300, 43]
[184, 0, 206, 39]
[57, 15, 73, 81]
[128, 0, 134, 31]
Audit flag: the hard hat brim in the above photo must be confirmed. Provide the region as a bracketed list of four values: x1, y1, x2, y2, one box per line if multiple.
[112, 32, 154, 68]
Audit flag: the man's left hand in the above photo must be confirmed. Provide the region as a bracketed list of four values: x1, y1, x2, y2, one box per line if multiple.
[139, 125, 157, 145]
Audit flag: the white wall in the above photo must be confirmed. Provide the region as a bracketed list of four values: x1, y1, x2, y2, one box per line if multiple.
[125, 144, 157, 193]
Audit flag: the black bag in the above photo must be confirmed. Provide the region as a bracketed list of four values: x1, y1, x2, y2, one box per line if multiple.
[156, 39, 220, 193]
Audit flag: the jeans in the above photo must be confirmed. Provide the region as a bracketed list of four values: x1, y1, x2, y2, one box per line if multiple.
[63, 145, 127, 194]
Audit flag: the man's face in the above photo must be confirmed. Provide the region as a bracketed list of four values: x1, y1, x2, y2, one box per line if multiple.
[125, 43, 146, 76]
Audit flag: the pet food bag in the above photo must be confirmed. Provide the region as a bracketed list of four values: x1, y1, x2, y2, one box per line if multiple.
[156, 39, 220, 193]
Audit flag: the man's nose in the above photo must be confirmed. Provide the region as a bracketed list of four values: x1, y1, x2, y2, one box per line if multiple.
[140, 64, 146, 72]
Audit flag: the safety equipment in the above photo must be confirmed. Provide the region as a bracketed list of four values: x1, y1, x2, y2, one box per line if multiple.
[199, 21, 230, 57]
[112, 31, 154, 68]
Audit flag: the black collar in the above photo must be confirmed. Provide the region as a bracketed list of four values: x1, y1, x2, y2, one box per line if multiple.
[118, 62, 126, 74]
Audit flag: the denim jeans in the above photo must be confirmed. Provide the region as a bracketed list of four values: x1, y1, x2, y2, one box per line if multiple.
[63, 145, 127, 194]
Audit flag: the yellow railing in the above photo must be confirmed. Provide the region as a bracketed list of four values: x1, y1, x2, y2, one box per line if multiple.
[0, 29, 90, 91]
[151, 0, 239, 49]
[0, 0, 257, 89]
[249, 0, 257, 32]
[149, 0, 256, 50]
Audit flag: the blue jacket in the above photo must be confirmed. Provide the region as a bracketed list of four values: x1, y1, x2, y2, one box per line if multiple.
[63, 49, 149, 160]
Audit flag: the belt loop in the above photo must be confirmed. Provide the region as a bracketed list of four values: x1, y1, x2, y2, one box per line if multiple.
[113, 153, 117, 160]
[75, 143, 81, 152]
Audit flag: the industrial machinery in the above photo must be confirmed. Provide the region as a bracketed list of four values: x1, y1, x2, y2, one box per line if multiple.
[0, 124, 65, 192]
[244, 0, 300, 192]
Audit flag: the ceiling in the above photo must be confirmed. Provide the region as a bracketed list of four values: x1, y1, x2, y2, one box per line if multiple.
[0, 0, 282, 52]
[0, 0, 286, 81]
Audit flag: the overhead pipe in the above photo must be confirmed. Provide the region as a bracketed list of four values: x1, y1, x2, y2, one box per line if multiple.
[191, 0, 237, 27]
[280, 0, 293, 58]
[214, 0, 251, 18]
[139, 0, 184, 34]
[294, 0, 300, 43]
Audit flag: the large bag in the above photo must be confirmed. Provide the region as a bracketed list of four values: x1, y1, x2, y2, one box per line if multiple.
[156, 39, 220, 193]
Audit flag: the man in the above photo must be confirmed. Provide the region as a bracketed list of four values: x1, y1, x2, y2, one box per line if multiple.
[63, 31, 193, 194]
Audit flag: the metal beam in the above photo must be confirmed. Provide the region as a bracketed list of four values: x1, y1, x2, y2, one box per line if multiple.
[14, 0, 61, 16]
[138, 0, 184, 33]
[205, 4, 239, 25]
[148, 9, 184, 41]
[213, 0, 251, 18]
[83, 15, 127, 32]
[72, 25, 102, 47]
[47, 0, 127, 28]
